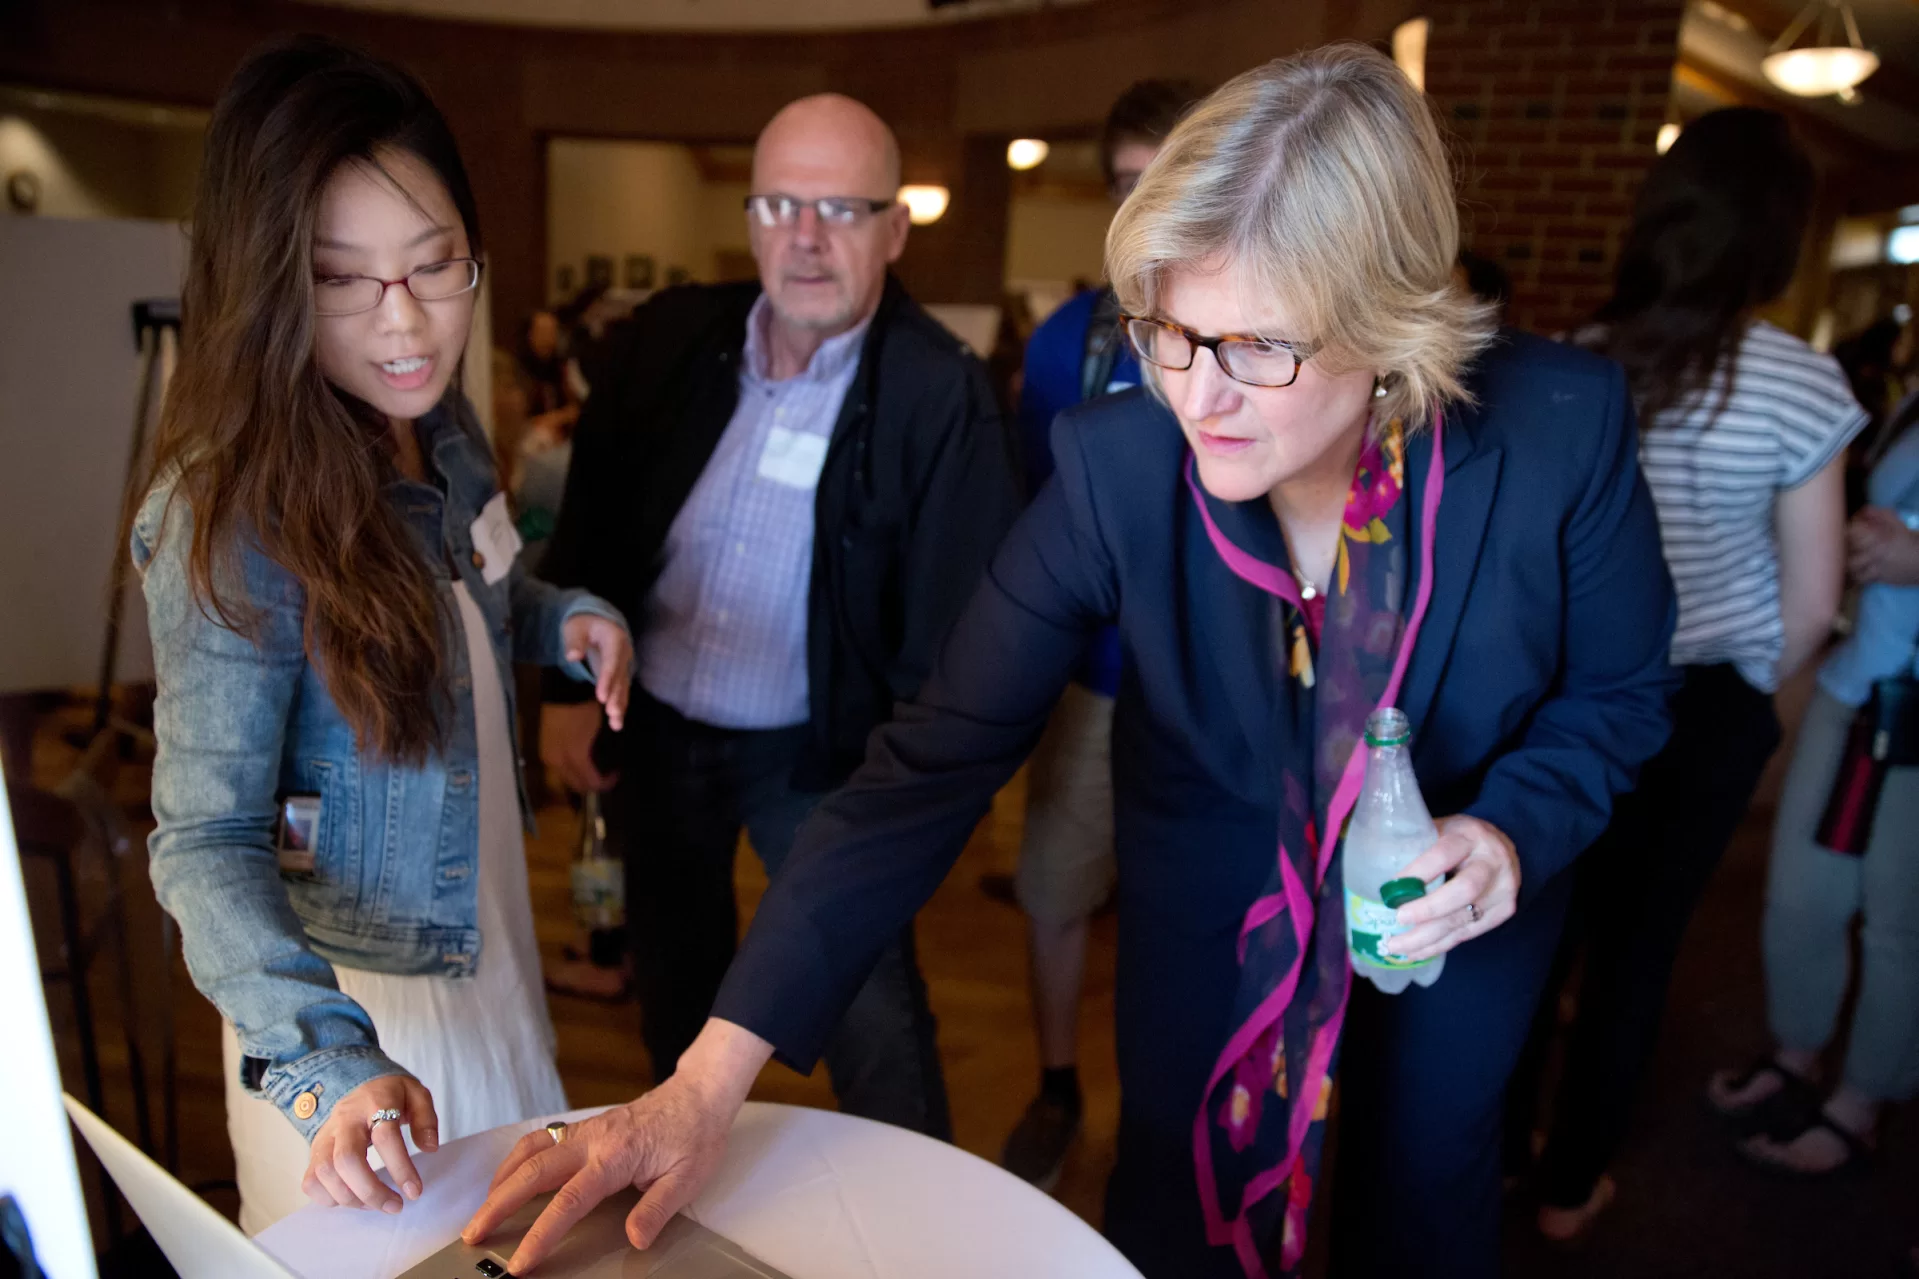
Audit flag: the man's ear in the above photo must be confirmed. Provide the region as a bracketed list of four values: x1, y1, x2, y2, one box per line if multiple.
[885, 203, 911, 265]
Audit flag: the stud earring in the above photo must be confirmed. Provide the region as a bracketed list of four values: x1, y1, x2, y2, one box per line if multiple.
[1372, 376, 1389, 399]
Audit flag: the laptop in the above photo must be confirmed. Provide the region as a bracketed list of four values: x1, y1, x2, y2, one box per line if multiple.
[63, 1092, 297, 1278]
[397, 1188, 793, 1278]
[65, 1094, 791, 1279]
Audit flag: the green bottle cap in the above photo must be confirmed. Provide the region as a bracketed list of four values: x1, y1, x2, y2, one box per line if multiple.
[1380, 877, 1427, 909]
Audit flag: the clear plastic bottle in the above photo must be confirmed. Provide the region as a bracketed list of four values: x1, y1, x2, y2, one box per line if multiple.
[1342, 706, 1444, 994]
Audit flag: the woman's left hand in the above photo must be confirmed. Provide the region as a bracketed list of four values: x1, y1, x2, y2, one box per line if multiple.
[561, 614, 633, 731]
[1848, 506, 1919, 587]
[1381, 815, 1520, 963]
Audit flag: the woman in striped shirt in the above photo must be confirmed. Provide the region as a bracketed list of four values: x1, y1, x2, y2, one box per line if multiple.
[1513, 107, 1868, 1241]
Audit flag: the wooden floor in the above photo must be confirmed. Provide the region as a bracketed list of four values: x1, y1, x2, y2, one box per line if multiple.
[20, 685, 1919, 1278]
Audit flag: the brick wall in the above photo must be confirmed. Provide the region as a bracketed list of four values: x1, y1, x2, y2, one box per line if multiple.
[1425, 0, 1684, 336]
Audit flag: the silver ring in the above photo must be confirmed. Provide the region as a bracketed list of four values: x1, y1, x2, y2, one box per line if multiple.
[369, 1108, 402, 1128]
[1466, 902, 1482, 924]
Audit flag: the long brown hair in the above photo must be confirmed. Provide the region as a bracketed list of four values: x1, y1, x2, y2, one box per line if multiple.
[1592, 107, 1814, 427]
[137, 35, 483, 762]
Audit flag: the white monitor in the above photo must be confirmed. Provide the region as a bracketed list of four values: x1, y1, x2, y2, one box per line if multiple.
[0, 786, 98, 1279]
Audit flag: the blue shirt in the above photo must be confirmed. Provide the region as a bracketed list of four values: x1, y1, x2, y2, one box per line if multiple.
[637, 295, 870, 729]
[1819, 425, 1919, 706]
[1020, 288, 1139, 696]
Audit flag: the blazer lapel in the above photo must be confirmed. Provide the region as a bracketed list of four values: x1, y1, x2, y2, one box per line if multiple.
[1399, 415, 1503, 737]
[1189, 495, 1287, 778]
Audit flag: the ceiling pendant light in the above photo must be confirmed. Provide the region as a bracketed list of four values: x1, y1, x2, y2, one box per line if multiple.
[1761, 0, 1879, 98]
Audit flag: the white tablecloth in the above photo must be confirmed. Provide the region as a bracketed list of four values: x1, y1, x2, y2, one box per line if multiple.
[255, 1101, 1143, 1279]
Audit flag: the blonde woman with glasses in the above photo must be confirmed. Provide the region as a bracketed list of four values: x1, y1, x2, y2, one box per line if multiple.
[468, 44, 1678, 1279]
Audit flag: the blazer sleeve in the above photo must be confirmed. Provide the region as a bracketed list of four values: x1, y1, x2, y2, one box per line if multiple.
[713, 410, 1118, 1073]
[1464, 363, 1681, 901]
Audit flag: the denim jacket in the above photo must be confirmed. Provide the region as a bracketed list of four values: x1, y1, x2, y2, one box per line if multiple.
[132, 395, 627, 1138]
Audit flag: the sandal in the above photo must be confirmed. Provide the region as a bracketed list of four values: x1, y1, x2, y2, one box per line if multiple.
[1736, 1110, 1874, 1179]
[1706, 1057, 1819, 1136]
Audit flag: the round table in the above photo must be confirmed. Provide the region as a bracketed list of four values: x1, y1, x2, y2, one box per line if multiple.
[255, 1101, 1143, 1278]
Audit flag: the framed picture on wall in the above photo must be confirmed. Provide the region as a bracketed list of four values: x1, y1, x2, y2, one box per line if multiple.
[585, 255, 615, 291]
[624, 255, 655, 290]
[665, 265, 691, 287]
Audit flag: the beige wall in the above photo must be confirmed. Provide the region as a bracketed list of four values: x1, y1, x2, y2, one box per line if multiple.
[1006, 192, 1113, 290]
[705, 179, 753, 262]
[0, 108, 198, 221]
[547, 138, 743, 299]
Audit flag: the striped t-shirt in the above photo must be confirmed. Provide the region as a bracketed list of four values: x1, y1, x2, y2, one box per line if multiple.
[1631, 320, 1868, 692]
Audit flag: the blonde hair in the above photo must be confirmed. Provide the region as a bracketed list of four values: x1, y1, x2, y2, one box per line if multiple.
[1106, 42, 1495, 428]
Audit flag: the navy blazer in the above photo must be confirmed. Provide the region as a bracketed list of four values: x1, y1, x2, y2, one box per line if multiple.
[714, 330, 1679, 1112]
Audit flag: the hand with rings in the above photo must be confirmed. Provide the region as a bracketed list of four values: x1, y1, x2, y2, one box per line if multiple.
[1381, 814, 1518, 963]
[302, 1073, 439, 1213]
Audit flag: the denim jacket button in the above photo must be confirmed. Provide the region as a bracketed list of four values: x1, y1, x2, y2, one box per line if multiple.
[471, 551, 486, 571]
[293, 1091, 319, 1120]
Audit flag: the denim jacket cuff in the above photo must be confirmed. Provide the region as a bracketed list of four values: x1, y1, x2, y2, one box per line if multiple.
[556, 594, 631, 687]
[257, 1045, 409, 1141]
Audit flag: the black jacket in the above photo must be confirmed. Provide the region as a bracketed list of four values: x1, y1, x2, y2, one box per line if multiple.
[540, 276, 1023, 788]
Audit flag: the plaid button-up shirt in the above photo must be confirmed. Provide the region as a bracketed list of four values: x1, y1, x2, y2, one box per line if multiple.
[636, 295, 870, 729]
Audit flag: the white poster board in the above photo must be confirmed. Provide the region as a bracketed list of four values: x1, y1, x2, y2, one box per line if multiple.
[0, 790, 99, 1279]
[0, 215, 185, 694]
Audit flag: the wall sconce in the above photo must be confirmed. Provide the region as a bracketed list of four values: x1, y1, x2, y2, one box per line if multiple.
[1656, 122, 1680, 154]
[1006, 139, 1050, 171]
[898, 184, 950, 226]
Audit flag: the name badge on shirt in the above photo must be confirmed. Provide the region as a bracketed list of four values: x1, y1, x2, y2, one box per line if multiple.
[469, 491, 522, 586]
[756, 426, 830, 490]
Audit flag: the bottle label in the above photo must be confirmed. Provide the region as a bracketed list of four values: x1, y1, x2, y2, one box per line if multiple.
[571, 857, 624, 930]
[1346, 890, 1433, 970]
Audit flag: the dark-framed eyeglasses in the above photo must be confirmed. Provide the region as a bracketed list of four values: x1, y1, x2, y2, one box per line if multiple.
[313, 257, 483, 317]
[1120, 313, 1310, 388]
[745, 193, 897, 229]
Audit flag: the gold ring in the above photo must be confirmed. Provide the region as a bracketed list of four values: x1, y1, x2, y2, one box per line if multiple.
[545, 1120, 569, 1145]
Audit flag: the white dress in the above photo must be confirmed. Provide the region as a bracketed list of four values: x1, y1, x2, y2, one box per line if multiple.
[223, 582, 568, 1234]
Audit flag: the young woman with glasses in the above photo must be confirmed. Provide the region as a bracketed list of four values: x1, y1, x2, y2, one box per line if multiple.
[126, 36, 631, 1232]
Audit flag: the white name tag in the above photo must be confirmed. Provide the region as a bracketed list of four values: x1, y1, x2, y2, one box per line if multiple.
[756, 425, 830, 490]
[469, 491, 522, 586]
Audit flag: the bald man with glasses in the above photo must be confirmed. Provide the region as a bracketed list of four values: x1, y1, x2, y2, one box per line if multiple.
[536, 94, 1020, 1137]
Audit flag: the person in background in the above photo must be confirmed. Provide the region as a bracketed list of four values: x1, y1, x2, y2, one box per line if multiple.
[1841, 317, 1918, 509]
[1836, 317, 1911, 440]
[1707, 418, 1919, 1174]
[1454, 248, 1511, 322]
[128, 36, 631, 1232]
[520, 310, 568, 411]
[535, 92, 1022, 1137]
[994, 76, 1200, 1191]
[467, 45, 1678, 1279]
[1514, 106, 1867, 1242]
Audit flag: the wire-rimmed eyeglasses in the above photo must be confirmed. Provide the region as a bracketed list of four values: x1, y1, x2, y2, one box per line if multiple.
[313, 257, 483, 317]
[745, 194, 897, 229]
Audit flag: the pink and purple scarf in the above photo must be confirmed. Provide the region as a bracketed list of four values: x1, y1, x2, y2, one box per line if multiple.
[1185, 413, 1445, 1277]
